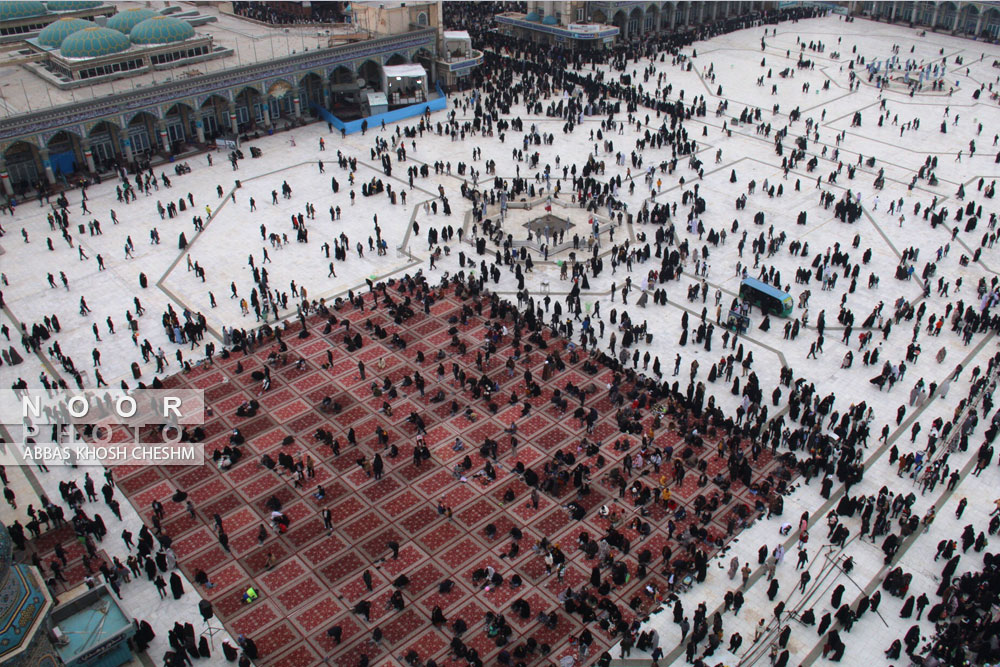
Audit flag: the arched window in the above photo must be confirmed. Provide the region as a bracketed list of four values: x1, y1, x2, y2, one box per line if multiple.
[417, 12, 428, 26]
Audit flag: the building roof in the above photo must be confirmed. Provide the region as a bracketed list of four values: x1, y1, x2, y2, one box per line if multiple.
[129, 15, 193, 45]
[105, 6, 157, 33]
[46, 0, 103, 11]
[60, 25, 130, 58]
[0, 2, 420, 115]
[0, 1, 48, 21]
[0, 522, 51, 663]
[36, 16, 92, 47]
[383, 63, 427, 79]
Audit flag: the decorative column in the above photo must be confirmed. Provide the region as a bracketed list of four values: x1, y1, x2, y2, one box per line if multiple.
[38, 147, 56, 185]
[261, 101, 271, 128]
[195, 118, 205, 144]
[975, 11, 984, 36]
[930, 4, 939, 29]
[910, 2, 918, 24]
[293, 95, 302, 118]
[81, 139, 96, 173]
[0, 159, 13, 196]
[228, 103, 238, 134]
[158, 121, 171, 154]
[122, 137, 134, 164]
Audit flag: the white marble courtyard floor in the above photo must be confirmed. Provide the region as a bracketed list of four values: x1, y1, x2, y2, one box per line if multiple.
[2, 12, 1000, 667]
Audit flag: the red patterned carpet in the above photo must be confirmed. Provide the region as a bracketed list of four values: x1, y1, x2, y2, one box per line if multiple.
[113, 282, 787, 666]
[23, 523, 113, 595]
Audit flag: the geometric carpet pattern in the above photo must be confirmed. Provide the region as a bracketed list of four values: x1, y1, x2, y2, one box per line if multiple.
[113, 283, 787, 666]
[25, 523, 112, 596]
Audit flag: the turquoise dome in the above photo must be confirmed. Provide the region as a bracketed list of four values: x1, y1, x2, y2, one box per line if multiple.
[524, 11, 540, 21]
[129, 15, 193, 45]
[37, 16, 92, 47]
[106, 7, 156, 33]
[0, 520, 52, 663]
[46, 0, 103, 10]
[541, 15, 558, 25]
[60, 25, 130, 58]
[0, 1, 48, 21]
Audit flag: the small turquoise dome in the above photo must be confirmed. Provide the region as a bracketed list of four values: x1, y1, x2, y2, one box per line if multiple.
[60, 25, 130, 58]
[106, 7, 156, 33]
[46, 0, 103, 11]
[130, 15, 193, 45]
[0, 520, 52, 663]
[37, 16, 92, 47]
[541, 15, 558, 25]
[0, 1, 48, 21]
[524, 11, 540, 21]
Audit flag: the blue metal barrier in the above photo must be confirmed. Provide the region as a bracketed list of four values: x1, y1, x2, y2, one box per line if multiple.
[313, 83, 448, 135]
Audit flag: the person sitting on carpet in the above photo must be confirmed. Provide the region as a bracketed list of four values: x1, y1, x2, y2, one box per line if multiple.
[235, 400, 259, 418]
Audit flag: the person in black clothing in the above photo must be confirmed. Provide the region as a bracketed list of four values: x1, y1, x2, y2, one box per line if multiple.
[238, 635, 258, 660]
[169, 572, 184, 599]
[154, 575, 167, 598]
[353, 600, 371, 622]
[817, 612, 831, 635]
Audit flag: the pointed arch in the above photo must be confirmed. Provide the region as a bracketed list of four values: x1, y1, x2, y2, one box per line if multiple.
[644, 3, 659, 33]
[612, 10, 627, 38]
[235, 86, 263, 130]
[87, 120, 121, 166]
[936, 1, 957, 30]
[329, 65, 354, 85]
[413, 47, 434, 78]
[4, 140, 41, 190]
[46, 129, 81, 178]
[164, 102, 194, 147]
[199, 94, 231, 138]
[958, 3, 979, 34]
[674, 1, 689, 26]
[299, 71, 324, 113]
[661, 2, 674, 29]
[982, 7, 1000, 38]
[358, 59, 382, 91]
[328, 65, 359, 113]
[125, 111, 157, 156]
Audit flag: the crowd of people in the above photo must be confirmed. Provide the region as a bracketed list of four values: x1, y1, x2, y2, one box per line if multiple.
[5, 0, 1000, 665]
[231, 1, 345, 25]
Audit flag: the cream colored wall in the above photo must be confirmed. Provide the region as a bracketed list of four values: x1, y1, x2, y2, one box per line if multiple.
[355, 2, 438, 37]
